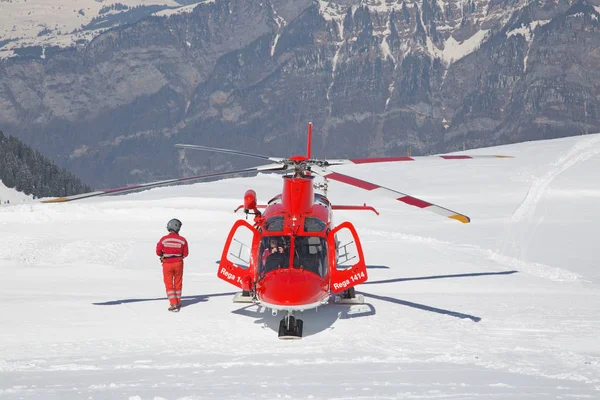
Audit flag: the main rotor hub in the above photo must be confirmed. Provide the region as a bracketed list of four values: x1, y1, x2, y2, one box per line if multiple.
[281, 156, 316, 176]
[288, 155, 308, 162]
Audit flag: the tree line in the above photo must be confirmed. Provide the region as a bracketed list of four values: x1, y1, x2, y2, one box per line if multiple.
[0, 131, 93, 199]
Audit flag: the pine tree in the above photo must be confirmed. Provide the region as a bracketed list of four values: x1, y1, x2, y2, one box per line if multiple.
[0, 131, 93, 198]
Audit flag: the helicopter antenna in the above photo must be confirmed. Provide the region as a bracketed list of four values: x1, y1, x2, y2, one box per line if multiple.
[306, 122, 312, 159]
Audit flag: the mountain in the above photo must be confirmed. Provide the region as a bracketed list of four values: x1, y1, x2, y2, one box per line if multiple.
[0, 0, 205, 59]
[0, 0, 599, 188]
[1, 134, 599, 398]
[0, 130, 93, 198]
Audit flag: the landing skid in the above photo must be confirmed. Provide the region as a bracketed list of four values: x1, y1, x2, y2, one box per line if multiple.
[232, 291, 254, 303]
[334, 287, 364, 305]
[278, 312, 303, 339]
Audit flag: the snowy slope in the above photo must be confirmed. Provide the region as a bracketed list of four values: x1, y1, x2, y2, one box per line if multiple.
[1, 135, 600, 398]
[0, 180, 33, 205]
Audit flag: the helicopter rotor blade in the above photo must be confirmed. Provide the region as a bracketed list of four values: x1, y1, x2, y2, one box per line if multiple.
[322, 154, 513, 166]
[41, 163, 287, 203]
[175, 144, 286, 164]
[313, 168, 470, 223]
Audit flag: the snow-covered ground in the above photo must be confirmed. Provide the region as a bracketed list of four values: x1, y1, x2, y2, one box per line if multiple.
[0, 180, 33, 205]
[1, 134, 599, 399]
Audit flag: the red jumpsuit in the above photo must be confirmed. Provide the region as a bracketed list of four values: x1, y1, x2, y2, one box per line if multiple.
[156, 232, 189, 307]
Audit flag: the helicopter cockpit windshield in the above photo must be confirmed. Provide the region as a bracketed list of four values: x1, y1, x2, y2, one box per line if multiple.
[259, 236, 290, 274]
[258, 235, 327, 277]
[293, 236, 327, 277]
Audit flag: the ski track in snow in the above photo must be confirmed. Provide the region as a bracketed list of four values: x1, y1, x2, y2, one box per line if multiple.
[502, 134, 600, 270]
[511, 134, 600, 223]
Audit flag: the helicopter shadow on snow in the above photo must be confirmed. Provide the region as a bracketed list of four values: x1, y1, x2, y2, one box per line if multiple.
[231, 301, 376, 338]
[359, 270, 519, 323]
[93, 270, 516, 335]
[231, 269, 518, 336]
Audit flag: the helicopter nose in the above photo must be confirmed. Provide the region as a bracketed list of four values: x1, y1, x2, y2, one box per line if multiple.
[258, 269, 327, 307]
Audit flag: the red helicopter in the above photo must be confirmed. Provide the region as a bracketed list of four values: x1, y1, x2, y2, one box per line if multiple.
[43, 123, 510, 338]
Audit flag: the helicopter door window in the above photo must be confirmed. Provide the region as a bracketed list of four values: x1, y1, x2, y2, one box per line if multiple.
[292, 236, 327, 277]
[259, 236, 290, 274]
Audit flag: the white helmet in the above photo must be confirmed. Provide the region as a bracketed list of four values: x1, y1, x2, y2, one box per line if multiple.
[167, 218, 182, 233]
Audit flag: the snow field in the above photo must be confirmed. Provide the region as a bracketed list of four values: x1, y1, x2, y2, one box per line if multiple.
[1, 135, 599, 399]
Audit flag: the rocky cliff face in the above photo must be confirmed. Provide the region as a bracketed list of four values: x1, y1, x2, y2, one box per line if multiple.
[0, 0, 599, 188]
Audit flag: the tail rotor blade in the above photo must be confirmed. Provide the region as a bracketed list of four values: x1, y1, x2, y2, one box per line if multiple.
[41, 163, 287, 203]
[314, 169, 470, 223]
[176, 144, 286, 164]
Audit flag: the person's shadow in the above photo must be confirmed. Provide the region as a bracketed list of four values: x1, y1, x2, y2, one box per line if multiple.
[93, 291, 238, 308]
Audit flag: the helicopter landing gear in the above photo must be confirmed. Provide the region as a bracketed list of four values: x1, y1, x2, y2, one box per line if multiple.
[232, 290, 254, 303]
[278, 311, 303, 339]
[335, 287, 365, 305]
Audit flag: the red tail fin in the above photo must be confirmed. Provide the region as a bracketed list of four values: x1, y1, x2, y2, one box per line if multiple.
[306, 122, 312, 159]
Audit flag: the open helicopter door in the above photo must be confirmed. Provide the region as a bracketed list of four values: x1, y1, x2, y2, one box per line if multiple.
[218, 219, 260, 303]
[327, 221, 368, 304]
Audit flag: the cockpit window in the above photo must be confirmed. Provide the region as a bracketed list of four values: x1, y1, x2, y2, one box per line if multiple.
[314, 194, 330, 207]
[259, 236, 290, 275]
[292, 236, 327, 277]
[304, 217, 326, 232]
[264, 216, 284, 232]
[258, 236, 327, 277]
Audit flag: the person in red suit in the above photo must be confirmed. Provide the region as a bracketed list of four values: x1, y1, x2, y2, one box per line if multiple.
[156, 218, 189, 312]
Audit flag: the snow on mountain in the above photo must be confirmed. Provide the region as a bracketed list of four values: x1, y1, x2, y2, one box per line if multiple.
[316, 0, 531, 65]
[440, 28, 489, 64]
[1, 134, 599, 398]
[154, 1, 209, 17]
[0, 0, 200, 59]
[1, 0, 533, 63]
